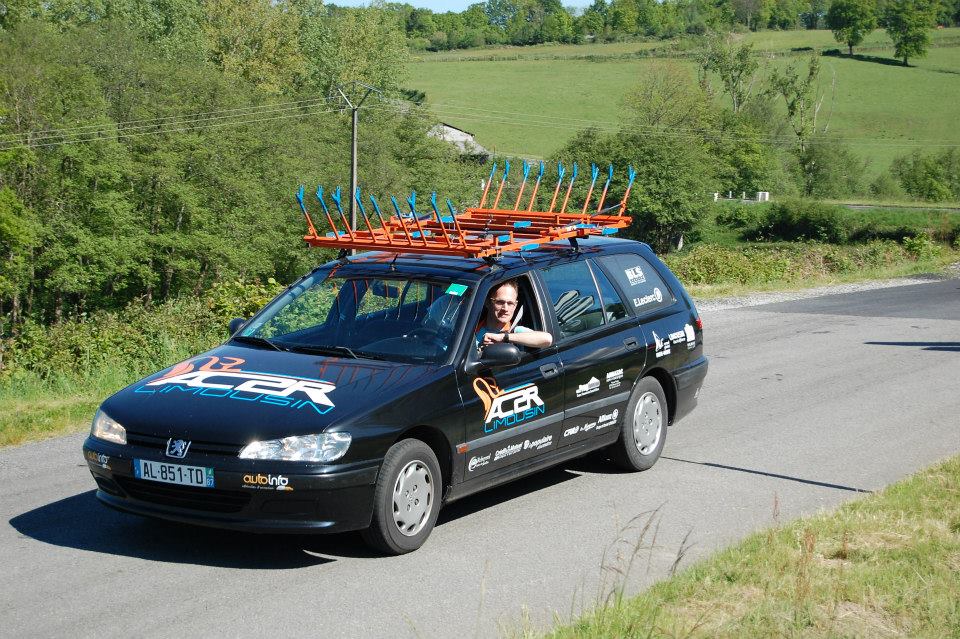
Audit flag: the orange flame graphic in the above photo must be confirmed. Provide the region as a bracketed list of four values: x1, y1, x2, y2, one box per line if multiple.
[158, 355, 245, 380]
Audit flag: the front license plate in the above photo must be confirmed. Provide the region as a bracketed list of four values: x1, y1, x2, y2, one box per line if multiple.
[134, 459, 215, 488]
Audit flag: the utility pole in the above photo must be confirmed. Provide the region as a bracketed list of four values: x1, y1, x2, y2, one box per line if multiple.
[334, 82, 381, 237]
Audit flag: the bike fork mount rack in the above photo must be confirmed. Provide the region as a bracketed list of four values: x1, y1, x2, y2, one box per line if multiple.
[295, 161, 637, 259]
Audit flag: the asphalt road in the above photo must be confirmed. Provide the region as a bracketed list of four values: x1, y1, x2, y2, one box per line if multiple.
[3, 278, 959, 638]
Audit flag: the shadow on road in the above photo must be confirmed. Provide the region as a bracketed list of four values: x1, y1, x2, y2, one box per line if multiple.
[865, 341, 960, 352]
[8, 490, 379, 567]
[10, 455, 617, 565]
[662, 457, 872, 493]
[437, 453, 619, 526]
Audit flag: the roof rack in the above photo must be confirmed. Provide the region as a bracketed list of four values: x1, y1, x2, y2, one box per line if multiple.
[295, 161, 636, 259]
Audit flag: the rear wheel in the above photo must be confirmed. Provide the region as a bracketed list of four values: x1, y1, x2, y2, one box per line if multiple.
[361, 439, 442, 555]
[609, 376, 668, 471]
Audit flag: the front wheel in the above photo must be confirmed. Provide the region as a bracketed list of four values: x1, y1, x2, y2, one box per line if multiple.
[608, 376, 668, 472]
[361, 439, 442, 555]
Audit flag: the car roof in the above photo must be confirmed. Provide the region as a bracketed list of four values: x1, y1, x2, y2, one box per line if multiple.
[325, 237, 654, 282]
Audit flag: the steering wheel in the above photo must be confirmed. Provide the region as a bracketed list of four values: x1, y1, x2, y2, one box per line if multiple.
[407, 327, 448, 351]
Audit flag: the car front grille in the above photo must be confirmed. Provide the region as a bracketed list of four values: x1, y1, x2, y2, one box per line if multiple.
[126, 433, 242, 456]
[115, 477, 252, 513]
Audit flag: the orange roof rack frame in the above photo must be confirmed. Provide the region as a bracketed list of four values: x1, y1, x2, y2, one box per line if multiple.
[295, 161, 636, 259]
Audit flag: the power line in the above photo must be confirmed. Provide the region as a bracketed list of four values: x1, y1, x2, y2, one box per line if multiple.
[5, 92, 959, 154]
[1, 106, 341, 151]
[0, 95, 344, 144]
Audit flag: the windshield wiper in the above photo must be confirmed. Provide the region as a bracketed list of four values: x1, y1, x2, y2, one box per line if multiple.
[285, 344, 358, 359]
[286, 344, 388, 361]
[232, 334, 286, 352]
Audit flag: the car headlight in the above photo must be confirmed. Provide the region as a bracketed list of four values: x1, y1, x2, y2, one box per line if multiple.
[91, 409, 126, 445]
[238, 433, 352, 462]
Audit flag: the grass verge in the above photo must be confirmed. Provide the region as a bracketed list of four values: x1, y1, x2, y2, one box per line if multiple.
[682, 251, 959, 299]
[533, 455, 960, 638]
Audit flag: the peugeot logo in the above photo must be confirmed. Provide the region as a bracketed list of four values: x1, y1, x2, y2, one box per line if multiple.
[166, 438, 191, 459]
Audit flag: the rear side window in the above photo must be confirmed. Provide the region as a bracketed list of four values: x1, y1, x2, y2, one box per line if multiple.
[589, 260, 628, 323]
[600, 253, 675, 314]
[539, 261, 606, 338]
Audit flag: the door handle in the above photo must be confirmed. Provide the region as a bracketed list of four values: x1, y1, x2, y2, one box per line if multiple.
[624, 336, 640, 350]
[539, 363, 560, 379]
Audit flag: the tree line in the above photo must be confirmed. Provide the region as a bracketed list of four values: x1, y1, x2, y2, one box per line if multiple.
[386, 0, 960, 51]
[0, 3, 483, 332]
[827, 0, 946, 63]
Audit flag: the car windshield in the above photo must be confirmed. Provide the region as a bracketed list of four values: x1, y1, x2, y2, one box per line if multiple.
[237, 272, 472, 364]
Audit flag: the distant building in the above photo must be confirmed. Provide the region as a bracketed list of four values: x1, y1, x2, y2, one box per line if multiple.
[428, 123, 490, 161]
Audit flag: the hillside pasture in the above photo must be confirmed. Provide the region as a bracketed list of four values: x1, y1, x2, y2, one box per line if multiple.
[409, 33, 960, 178]
[412, 27, 960, 62]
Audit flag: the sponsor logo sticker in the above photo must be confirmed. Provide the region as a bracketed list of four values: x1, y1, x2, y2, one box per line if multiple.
[606, 368, 624, 390]
[563, 426, 580, 438]
[468, 454, 491, 472]
[668, 329, 686, 345]
[242, 473, 293, 491]
[473, 378, 547, 434]
[445, 283, 468, 297]
[652, 331, 671, 358]
[137, 356, 337, 415]
[85, 450, 110, 469]
[596, 409, 620, 430]
[524, 435, 553, 451]
[633, 287, 663, 308]
[684, 323, 696, 349]
[576, 377, 601, 398]
[624, 266, 646, 286]
[494, 443, 523, 461]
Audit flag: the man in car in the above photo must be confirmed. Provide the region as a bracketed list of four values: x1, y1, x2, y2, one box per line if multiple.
[476, 280, 553, 350]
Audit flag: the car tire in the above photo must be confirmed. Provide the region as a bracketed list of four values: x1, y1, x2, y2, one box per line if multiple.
[609, 376, 668, 472]
[361, 438, 442, 555]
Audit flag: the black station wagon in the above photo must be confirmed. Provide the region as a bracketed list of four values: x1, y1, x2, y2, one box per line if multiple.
[83, 237, 708, 553]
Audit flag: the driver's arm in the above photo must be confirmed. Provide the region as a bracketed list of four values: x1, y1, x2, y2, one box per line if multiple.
[482, 328, 552, 349]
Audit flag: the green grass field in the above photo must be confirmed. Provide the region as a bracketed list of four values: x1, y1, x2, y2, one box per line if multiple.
[529, 455, 960, 638]
[408, 29, 960, 175]
[413, 27, 959, 62]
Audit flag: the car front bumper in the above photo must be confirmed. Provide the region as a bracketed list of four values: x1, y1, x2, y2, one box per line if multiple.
[83, 437, 379, 534]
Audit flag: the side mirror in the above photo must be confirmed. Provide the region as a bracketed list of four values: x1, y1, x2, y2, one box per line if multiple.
[228, 317, 246, 335]
[465, 342, 522, 376]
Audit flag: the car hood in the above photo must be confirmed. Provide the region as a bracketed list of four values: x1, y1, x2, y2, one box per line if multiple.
[100, 344, 448, 446]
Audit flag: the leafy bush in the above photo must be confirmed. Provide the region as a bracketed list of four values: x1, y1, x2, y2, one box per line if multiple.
[822, 248, 854, 273]
[869, 172, 905, 199]
[851, 240, 907, 268]
[902, 233, 943, 260]
[665, 240, 914, 287]
[849, 221, 921, 243]
[551, 128, 713, 253]
[1, 278, 286, 382]
[795, 140, 867, 198]
[745, 199, 852, 243]
[206, 278, 285, 322]
[4, 299, 224, 382]
[664, 245, 791, 285]
[892, 150, 960, 201]
[715, 204, 762, 229]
